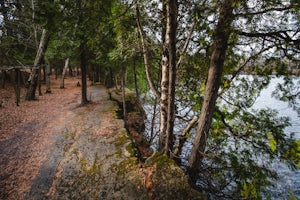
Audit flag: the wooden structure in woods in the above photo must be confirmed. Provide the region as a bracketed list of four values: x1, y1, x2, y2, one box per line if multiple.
[0, 65, 42, 106]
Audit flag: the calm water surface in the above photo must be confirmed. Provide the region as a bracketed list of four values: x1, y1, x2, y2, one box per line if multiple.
[143, 76, 300, 199]
[253, 76, 300, 199]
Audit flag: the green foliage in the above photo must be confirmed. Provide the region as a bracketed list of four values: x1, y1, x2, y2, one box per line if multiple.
[285, 140, 300, 168]
[267, 132, 277, 152]
[288, 189, 298, 200]
[108, 0, 137, 63]
[272, 77, 300, 116]
[241, 180, 258, 199]
[0, 1, 38, 65]
[45, 38, 80, 63]
[190, 73, 298, 198]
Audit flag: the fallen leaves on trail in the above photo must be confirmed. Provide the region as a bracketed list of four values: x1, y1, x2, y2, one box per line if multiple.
[0, 76, 82, 199]
[0, 77, 81, 141]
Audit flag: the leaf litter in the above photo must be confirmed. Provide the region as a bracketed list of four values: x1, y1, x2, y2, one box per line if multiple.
[0, 76, 82, 199]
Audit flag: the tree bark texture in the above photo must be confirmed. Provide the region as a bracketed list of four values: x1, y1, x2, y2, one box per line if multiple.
[133, 58, 140, 100]
[13, 69, 20, 106]
[60, 58, 70, 89]
[165, 0, 178, 156]
[173, 116, 198, 162]
[38, 67, 42, 96]
[25, 29, 48, 100]
[45, 57, 51, 93]
[188, 0, 235, 175]
[159, 47, 169, 152]
[80, 40, 88, 105]
[1, 70, 6, 89]
[159, 0, 178, 154]
[121, 64, 128, 129]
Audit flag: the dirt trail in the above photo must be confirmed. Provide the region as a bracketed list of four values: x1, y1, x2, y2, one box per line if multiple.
[1, 78, 205, 200]
[0, 77, 81, 199]
[0, 79, 145, 199]
[23, 84, 146, 199]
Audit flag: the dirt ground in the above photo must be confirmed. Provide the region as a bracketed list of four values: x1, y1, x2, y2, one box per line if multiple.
[0, 76, 82, 199]
[0, 75, 204, 200]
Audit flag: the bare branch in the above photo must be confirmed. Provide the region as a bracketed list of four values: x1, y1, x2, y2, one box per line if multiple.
[176, 20, 196, 68]
[172, 116, 198, 159]
[136, 5, 161, 99]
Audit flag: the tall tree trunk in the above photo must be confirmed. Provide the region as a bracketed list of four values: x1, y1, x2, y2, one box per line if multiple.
[25, 29, 48, 100]
[60, 58, 70, 89]
[69, 65, 73, 76]
[98, 66, 101, 84]
[136, 6, 160, 99]
[133, 57, 140, 100]
[1, 70, 6, 89]
[38, 67, 42, 96]
[159, 44, 169, 153]
[165, 0, 178, 156]
[45, 57, 51, 93]
[13, 69, 20, 106]
[150, 97, 158, 144]
[188, 0, 235, 178]
[159, 0, 178, 154]
[31, 0, 38, 49]
[80, 40, 88, 105]
[121, 63, 128, 129]
[55, 67, 58, 79]
[43, 65, 46, 83]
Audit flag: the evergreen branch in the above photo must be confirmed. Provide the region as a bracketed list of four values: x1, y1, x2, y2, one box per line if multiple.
[236, 30, 300, 46]
[235, 4, 299, 17]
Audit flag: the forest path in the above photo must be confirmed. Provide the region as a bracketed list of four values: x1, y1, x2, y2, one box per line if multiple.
[23, 85, 147, 199]
[1, 78, 204, 200]
[0, 79, 147, 199]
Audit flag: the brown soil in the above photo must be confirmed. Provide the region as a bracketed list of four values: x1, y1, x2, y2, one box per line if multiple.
[0, 76, 82, 199]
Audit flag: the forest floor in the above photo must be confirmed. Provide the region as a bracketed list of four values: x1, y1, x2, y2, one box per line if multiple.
[0, 76, 83, 199]
[0, 76, 204, 200]
[0, 76, 161, 200]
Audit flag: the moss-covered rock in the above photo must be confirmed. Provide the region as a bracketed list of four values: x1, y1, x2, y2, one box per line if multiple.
[144, 152, 206, 200]
[110, 87, 206, 200]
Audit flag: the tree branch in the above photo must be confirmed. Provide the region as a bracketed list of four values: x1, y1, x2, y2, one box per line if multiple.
[136, 5, 161, 99]
[218, 44, 276, 96]
[236, 30, 300, 45]
[176, 20, 196, 68]
[172, 116, 198, 159]
[235, 5, 298, 17]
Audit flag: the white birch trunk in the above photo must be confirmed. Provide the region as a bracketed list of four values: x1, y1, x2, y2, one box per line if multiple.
[60, 58, 70, 89]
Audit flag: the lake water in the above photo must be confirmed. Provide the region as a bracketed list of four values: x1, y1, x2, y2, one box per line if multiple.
[253, 76, 300, 199]
[142, 75, 300, 199]
[253, 76, 300, 137]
